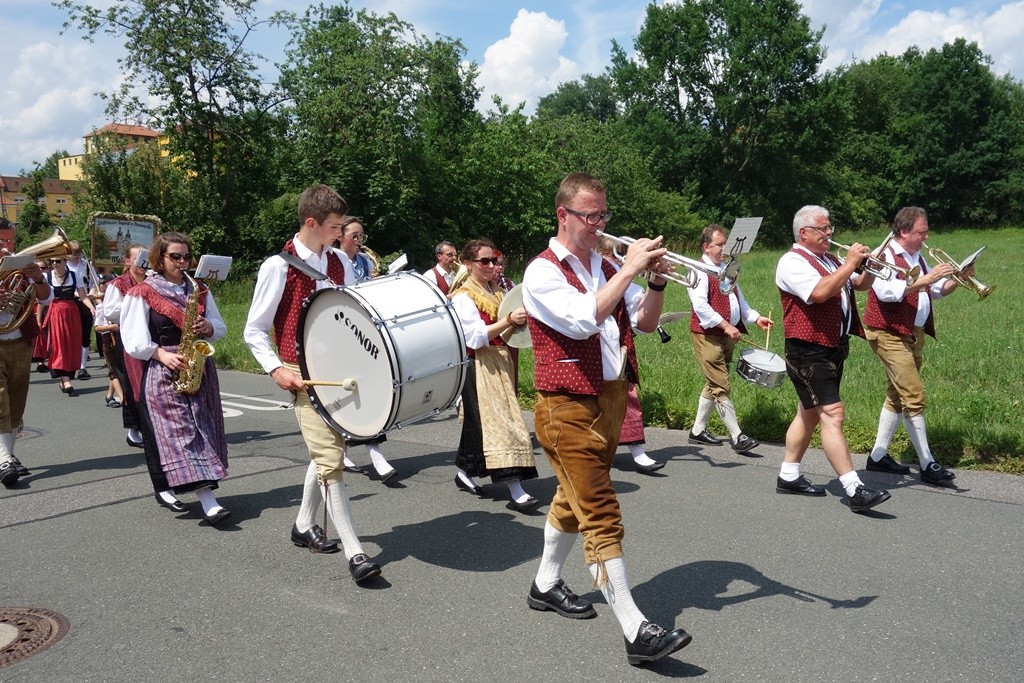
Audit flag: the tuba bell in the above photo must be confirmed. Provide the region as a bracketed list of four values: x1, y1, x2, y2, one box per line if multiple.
[0, 228, 72, 333]
[359, 245, 382, 278]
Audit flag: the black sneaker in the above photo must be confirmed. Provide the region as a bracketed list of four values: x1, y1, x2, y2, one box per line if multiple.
[920, 461, 955, 486]
[625, 620, 692, 666]
[847, 485, 891, 513]
[865, 453, 911, 474]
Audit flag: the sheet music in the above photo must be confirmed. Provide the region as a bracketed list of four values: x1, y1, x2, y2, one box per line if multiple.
[958, 246, 985, 272]
[387, 253, 409, 274]
[195, 255, 233, 281]
[0, 254, 36, 272]
[726, 217, 763, 255]
[133, 249, 151, 270]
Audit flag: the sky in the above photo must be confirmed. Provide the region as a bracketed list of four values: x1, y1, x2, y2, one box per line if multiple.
[2, 0, 1023, 176]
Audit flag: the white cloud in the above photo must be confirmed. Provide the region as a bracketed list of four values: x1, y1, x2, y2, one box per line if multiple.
[477, 10, 579, 113]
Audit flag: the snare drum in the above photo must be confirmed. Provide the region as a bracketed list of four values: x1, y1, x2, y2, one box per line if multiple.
[297, 272, 468, 440]
[736, 348, 787, 389]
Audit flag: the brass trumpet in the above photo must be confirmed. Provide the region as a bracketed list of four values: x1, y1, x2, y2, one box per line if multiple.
[924, 243, 994, 300]
[828, 233, 920, 284]
[596, 231, 733, 293]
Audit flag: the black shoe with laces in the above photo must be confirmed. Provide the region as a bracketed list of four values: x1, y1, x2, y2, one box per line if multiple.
[847, 485, 891, 513]
[528, 579, 597, 619]
[866, 452, 911, 474]
[624, 620, 693, 666]
[687, 429, 722, 446]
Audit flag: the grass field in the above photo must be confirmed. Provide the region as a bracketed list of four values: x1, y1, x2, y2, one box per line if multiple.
[212, 227, 1022, 473]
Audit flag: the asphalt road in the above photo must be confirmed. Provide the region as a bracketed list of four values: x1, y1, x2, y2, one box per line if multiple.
[2, 358, 1022, 681]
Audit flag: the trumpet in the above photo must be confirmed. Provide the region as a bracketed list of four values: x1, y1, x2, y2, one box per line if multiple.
[924, 243, 994, 300]
[828, 233, 920, 284]
[596, 231, 732, 293]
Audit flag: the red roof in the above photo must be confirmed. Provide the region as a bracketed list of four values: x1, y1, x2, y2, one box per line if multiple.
[0, 176, 80, 194]
[86, 123, 160, 139]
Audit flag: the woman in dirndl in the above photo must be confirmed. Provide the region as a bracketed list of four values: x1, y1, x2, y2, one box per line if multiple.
[43, 254, 92, 395]
[450, 238, 538, 512]
[121, 232, 231, 525]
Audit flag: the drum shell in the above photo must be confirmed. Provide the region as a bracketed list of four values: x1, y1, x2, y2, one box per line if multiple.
[297, 272, 468, 439]
[736, 348, 787, 389]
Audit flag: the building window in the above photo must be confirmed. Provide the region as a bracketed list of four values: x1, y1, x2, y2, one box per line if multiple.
[14, 196, 25, 203]
[56, 198, 68, 204]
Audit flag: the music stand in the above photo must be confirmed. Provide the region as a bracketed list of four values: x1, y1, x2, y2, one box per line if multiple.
[195, 255, 233, 282]
[725, 217, 763, 256]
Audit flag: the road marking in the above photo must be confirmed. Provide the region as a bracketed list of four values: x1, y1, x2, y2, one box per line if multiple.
[220, 392, 292, 413]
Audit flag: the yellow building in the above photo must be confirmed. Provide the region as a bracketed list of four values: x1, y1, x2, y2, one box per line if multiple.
[0, 176, 80, 226]
[58, 123, 163, 181]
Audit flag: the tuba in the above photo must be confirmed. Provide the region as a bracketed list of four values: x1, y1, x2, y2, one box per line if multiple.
[359, 245, 382, 278]
[172, 272, 215, 394]
[0, 228, 72, 333]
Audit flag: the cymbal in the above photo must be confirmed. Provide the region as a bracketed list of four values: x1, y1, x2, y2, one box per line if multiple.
[497, 284, 532, 348]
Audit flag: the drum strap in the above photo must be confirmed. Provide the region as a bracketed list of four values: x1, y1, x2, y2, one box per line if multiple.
[279, 250, 329, 283]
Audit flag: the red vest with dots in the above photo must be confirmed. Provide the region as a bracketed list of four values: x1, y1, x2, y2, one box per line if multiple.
[273, 240, 345, 363]
[863, 248, 935, 339]
[527, 248, 637, 394]
[780, 249, 863, 347]
[689, 274, 747, 337]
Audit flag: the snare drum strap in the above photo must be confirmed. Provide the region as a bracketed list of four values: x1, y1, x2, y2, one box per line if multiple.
[279, 250, 329, 283]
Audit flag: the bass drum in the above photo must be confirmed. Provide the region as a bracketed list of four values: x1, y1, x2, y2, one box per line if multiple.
[297, 272, 468, 440]
[736, 348, 787, 389]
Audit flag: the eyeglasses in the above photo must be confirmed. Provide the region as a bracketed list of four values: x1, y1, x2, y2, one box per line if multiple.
[440, 251, 457, 258]
[802, 223, 833, 235]
[165, 252, 192, 262]
[474, 257, 499, 266]
[564, 207, 613, 226]
[345, 233, 366, 242]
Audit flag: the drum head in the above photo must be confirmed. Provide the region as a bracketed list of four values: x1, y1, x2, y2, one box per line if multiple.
[740, 348, 786, 372]
[298, 286, 399, 439]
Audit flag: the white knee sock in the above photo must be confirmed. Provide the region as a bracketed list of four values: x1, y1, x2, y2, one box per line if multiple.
[870, 408, 901, 461]
[0, 430, 13, 463]
[715, 398, 742, 440]
[902, 414, 935, 468]
[588, 557, 646, 639]
[839, 471, 864, 497]
[324, 482, 365, 560]
[691, 396, 716, 435]
[295, 460, 320, 533]
[534, 522, 577, 592]
[196, 486, 223, 515]
[368, 443, 393, 477]
[628, 444, 656, 467]
[81, 347, 89, 369]
[506, 479, 530, 503]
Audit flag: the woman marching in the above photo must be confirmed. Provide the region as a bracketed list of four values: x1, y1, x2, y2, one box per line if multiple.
[121, 232, 231, 525]
[43, 253, 93, 395]
[450, 238, 539, 512]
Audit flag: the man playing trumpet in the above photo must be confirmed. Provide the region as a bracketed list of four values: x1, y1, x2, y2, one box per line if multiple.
[863, 206, 963, 486]
[686, 224, 772, 453]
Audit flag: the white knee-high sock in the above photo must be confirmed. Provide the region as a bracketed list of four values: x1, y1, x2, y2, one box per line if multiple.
[589, 557, 646, 640]
[196, 486, 223, 515]
[691, 396, 716, 434]
[342, 442, 358, 470]
[534, 522, 577, 592]
[506, 479, 530, 503]
[870, 408, 901, 461]
[715, 398, 742, 440]
[81, 347, 89, 369]
[368, 443, 393, 476]
[902, 414, 935, 468]
[295, 461, 320, 533]
[324, 482, 365, 560]
[0, 430, 13, 463]
[629, 443, 656, 467]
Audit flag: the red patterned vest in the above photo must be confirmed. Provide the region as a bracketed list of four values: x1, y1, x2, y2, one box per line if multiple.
[111, 270, 136, 296]
[432, 267, 450, 295]
[689, 273, 747, 337]
[273, 240, 345, 363]
[863, 249, 935, 338]
[527, 248, 637, 394]
[780, 249, 863, 347]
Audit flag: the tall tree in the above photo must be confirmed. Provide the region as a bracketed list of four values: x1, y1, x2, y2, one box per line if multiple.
[56, 0, 284, 254]
[20, 149, 70, 179]
[16, 171, 53, 242]
[536, 74, 619, 122]
[610, 0, 835, 241]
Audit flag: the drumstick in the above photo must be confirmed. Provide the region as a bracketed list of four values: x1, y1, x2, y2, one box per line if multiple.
[766, 308, 772, 351]
[303, 378, 358, 390]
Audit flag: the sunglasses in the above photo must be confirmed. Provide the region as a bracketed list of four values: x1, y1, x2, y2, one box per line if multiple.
[474, 257, 499, 266]
[166, 252, 192, 262]
[49, 259, 65, 264]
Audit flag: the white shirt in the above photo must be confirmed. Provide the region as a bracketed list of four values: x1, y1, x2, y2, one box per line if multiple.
[67, 257, 91, 291]
[424, 264, 454, 289]
[870, 242, 947, 328]
[452, 291, 493, 350]
[776, 244, 856, 338]
[102, 277, 137, 325]
[243, 235, 345, 374]
[687, 254, 760, 329]
[522, 237, 644, 381]
[122, 280, 227, 361]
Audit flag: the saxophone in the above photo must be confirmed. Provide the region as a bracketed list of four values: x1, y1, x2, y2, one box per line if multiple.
[172, 272, 215, 394]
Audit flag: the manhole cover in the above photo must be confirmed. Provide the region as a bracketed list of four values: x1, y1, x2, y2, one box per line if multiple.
[0, 607, 70, 668]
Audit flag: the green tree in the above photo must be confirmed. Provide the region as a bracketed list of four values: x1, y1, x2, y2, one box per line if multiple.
[535, 74, 618, 122]
[56, 0, 285, 255]
[20, 149, 70, 179]
[16, 171, 53, 242]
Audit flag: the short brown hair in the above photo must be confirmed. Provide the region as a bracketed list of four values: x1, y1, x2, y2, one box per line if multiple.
[149, 232, 192, 274]
[701, 224, 727, 247]
[298, 184, 348, 226]
[460, 238, 497, 263]
[555, 173, 605, 211]
[892, 206, 927, 236]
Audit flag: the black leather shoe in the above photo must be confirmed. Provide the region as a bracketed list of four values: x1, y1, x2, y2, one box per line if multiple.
[202, 508, 231, 526]
[343, 463, 365, 474]
[35, 363, 48, 373]
[866, 452, 911, 474]
[776, 475, 826, 496]
[636, 461, 665, 475]
[506, 496, 540, 512]
[625, 620, 693, 666]
[920, 461, 955, 486]
[455, 477, 484, 496]
[155, 493, 186, 513]
[290, 524, 340, 554]
[688, 430, 722, 446]
[528, 579, 597, 619]
[732, 434, 760, 453]
[76, 369, 92, 380]
[10, 456, 28, 477]
[126, 436, 145, 448]
[348, 553, 382, 583]
[847, 485, 890, 512]
[0, 460, 20, 488]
